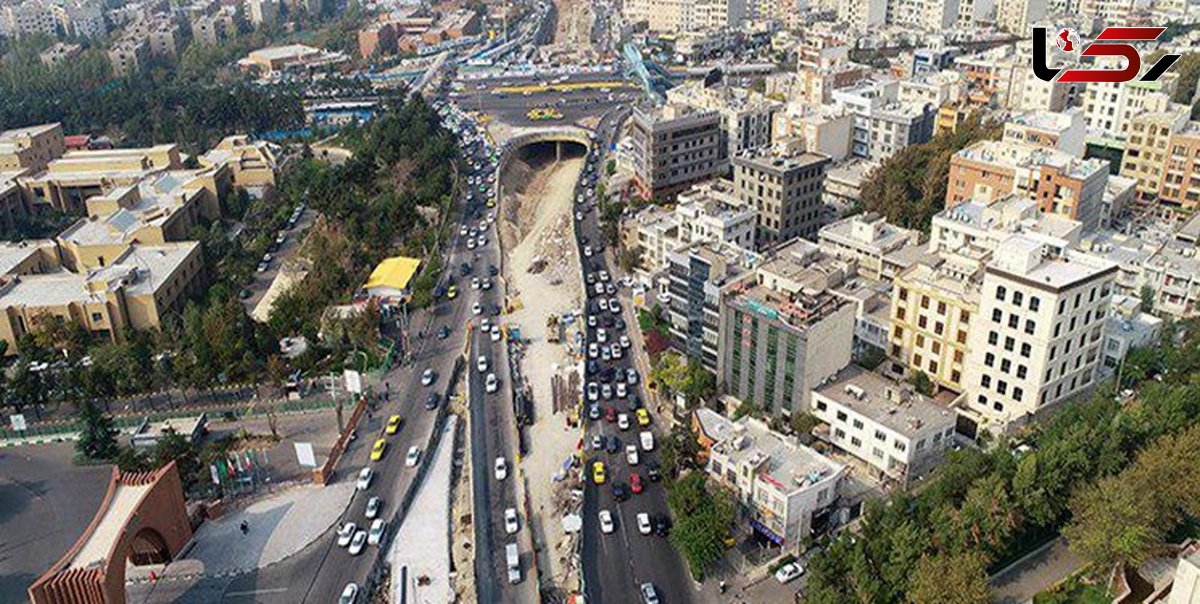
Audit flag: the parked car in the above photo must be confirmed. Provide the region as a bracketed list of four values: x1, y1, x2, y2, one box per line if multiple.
[340, 583, 359, 604]
[775, 563, 804, 584]
[636, 513, 652, 535]
[422, 368, 436, 386]
[348, 530, 367, 555]
[494, 457, 508, 480]
[505, 507, 520, 534]
[405, 446, 421, 467]
[599, 510, 615, 534]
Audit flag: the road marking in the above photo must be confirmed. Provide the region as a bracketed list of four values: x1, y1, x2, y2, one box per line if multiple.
[224, 587, 289, 597]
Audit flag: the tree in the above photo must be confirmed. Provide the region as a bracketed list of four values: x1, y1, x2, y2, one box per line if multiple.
[75, 400, 119, 461]
[790, 412, 820, 440]
[660, 422, 702, 480]
[1139, 285, 1156, 313]
[907, 552, 991, 604]
[1063, 475, 1159, 569]
[154, 429, 202, 489]
[619, 245, 644, 272]
[667, 473, 737, 580]
[907, 370, 936, 396]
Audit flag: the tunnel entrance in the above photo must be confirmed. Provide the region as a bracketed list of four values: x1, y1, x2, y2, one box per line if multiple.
[512, 139, 588, 168]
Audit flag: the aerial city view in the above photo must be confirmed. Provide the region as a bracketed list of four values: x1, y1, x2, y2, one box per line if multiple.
[2, 0, 1200, 601]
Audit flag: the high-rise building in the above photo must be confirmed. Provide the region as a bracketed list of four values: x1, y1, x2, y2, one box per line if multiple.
[832, 79, 936, 162]
[963, 234, 1117, 428]
[667, 81, 780, 169]
[665, 241, 758, 372]
[1120, 106, 1190, 199]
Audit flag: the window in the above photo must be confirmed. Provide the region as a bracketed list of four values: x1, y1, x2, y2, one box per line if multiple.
[937, 301, 946, 314]
[918, 316, 928, 329]
[1017, 365, 1027, 379]
[1025, 320, 1036, 335]
[1008, 314, 1019, 329]
[921, 295, 930, 309]
[851, 436, 863, 447]
[997, 381, 1008, 395]
[872, 447, 884, 459]
[1001, 359, 1011, 373]
[853, 419, 864, 430]
[1004, 337, 1015, 352]
[982, 375, 992, 387]
[834, 428, 845, 438]
[985, 352, 995, 367]
[894, 441, 907, 452]
[91, 312, 103, 322]
[916, 334, 925, 347]
[996, 285, 1007, 300]
[1012, 291, 1023, 306]
[894, 325, 904, 338]
[989, 331, 999, 345]
[896, 307, 906, 320]
[836, 411, 847, 422]
[993, 308, 1003, 323]
[993, 401, 1004, 412]
[899, 288, 909, 301]
[1021, 342, 1031, 358]
[1013, 387, 1023, 401]
[816, 400, 827, 411]
[957, 330, 968, 344]
[1030, 296, 1040, 311]
[874, 430, 886, 441]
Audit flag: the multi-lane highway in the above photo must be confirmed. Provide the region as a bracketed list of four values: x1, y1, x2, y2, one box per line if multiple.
[451, 71, 641, 126]
[574, 109, 697, 604]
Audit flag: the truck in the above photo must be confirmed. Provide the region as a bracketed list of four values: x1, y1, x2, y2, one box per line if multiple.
[506, 542, 522, 584]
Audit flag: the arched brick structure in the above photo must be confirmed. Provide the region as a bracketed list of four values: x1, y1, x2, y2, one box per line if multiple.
[28, 461, 193, 604]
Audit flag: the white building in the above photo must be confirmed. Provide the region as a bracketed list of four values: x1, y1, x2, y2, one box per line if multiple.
[963, 234, 1117, 430]
[929, 194, 1083, 256]
[697, 409, 847, 552]
[832, 79, 936, 162]
[889, 0, 962, 32]
[810, 365, 957, 486]
[995, 0, 1044, 35]
[818, 212, 926, 282]
[1082, 59, 1175, 143]
[1099, 294, 1163, 377]
[667, 81, 781, 168]
[838, 0, 887, 30]
[622, 180, 758, 272]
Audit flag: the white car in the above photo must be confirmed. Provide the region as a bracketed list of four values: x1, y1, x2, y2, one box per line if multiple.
[422, 368, 436, 386]
[355, 468, 373, 491]
[588, 343, 599, 359]
[348, 530, 367, 555]
[599, 510, 615, 534]
[774, 562, 804, 584]
[486, 373, 498, 393]
[472, 302, 483, 315]
[596, 328, 607, 343]
[609, 298, 621, 313]
[640, 431, 655, 451]
[472, 277, 481, 290]
[620, 334, 631, 349]
[504, 507, 519, 534]
[618, 413, 630, 430]
[495, 457, 508, 480]
[587, 382, 599, 401]
[482, 278, 493, 290]
[625, 444, 639, 465]
[365, 496, 382, 519]
[339, 583, 359, 604]
[368, 519, 386, 545]
[598, 298, 609, 313]
[584, 245, 593, 257]
[477, 355, 489, 373]
[478, 235, 488, 247]
[337, 522, 357, 547]
[636, 512, 652, 535]
[490, 325, 502, 341]
[616, 382, 627, 398]
[611, 344, 623, 360]
[459, 225, 468, 236]
[405, 446, 421, 467]
[601, 383, 612, 399]
[467, 237, 477, 250]
[599, 270, 610, 282]
[592, 434, 604, 450]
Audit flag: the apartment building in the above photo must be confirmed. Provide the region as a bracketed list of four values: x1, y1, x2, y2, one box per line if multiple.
[995, 0, 1044, 35]
[718, 245, 857, 417]
[696, 408, 846, 551]
[1099, 294, 1162, 377]
[792, 47, 870, 106]
[239, 44, 351, 77]
[199, 135, 284, 189]
[1121, 105, 1191, 198]
[945, 139, 1110, 231]
[811, 366, 957, 485]
[623, 0, 746, 32]
[665, 241, 758, 372]
[731, 148, 830, 246]
[837, 0, 886, 31]
[629, 104, 723, 200]
[911, 47, 963, 75]
[192, 11, 237, 47]
[817, 213, 925, 282]
[772, 106, 853, 161]
[622, 181, 758, 272]
[1082, 64, 1174, 143]
[246, 0, 279, 27]
[888, 0, 961, 32]
[1157, 122, 1200, 212]
[899, 71, 965, 108]
[890, 250, 985, 392]
[39, 42, 81, 68]
[1141, 214, 1200, 317]
[963, 235, 1117, 429]
[0, 174, 26, 233]
[1, 1, 59, 38]
[929, 194, 1083, 256]
[359, 21, 398, 57]
[667, 82, 780, 167]
[108, 37, 150, 77]
[1002, 109, 1087, 157]
[19, 144, 186, 215]
[957, 44, 1080, 112]
[833, 79, 936, 162]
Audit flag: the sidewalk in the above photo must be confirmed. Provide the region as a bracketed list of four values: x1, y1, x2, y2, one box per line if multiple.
[389, 416, 459, 603]
[126, 482, 356, 583]
[990, 537, 1082, 604]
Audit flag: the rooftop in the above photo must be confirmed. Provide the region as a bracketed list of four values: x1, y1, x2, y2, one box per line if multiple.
[730, 147, 830, 174]
[819, 212, 921, 256]
[0, 242, 198, 306]
[990, 234, 1117, 289]
[699, 409, 844, 495]
[955, 139, 1107, 181]
[0, 240, 53, 276]
[1008, 109, 1080, 133]
[814, 365, 957, 436]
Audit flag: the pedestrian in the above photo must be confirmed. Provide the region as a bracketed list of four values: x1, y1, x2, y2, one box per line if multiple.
[240, 520, 248, 535]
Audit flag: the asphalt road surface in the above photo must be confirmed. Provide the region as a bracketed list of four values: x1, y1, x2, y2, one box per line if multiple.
[451, 72, 642, 127]
[576, 108, 696, 604]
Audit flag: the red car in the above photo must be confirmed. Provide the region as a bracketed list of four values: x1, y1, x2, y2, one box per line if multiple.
[604, 406, 617, 423]
[630, 472, 643, 494]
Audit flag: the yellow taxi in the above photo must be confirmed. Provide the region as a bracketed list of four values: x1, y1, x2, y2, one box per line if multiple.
[636, 408, 651, 427]
[447, 284, 459, 300]
[592, 461, 606, 485]
[486, 199, 496, 208]
[385, 414, 403, 435]
[370, 438, 387, 461]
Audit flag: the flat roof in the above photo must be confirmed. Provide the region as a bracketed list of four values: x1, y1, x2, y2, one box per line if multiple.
[814, 365, 956, 436]
[703, 410, 844, 494]
[0, 241, 52, 276]
[365, 256, 421, 292]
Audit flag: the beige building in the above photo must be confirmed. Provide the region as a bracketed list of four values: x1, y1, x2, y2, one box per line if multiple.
[629, 104, 723, 200]
[0, 123, 66, 172]
[890, 250, 984, 392]
[1121, 106, 1190, 199]
[200, 135, 284, 188]
[817, 213, 926, 282]
[19, 144, 185, 215]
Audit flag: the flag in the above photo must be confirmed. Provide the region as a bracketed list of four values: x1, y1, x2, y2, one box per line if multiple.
[243, 450, 254, 472]
[210, 463, 220, 486]
[259, 448, 269, 465]
[216, 458, 229, 482]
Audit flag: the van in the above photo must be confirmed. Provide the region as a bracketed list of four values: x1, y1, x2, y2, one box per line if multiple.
[506, 543, 521, 584]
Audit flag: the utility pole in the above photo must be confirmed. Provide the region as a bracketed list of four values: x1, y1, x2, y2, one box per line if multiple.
[330, 373, 344, 432]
